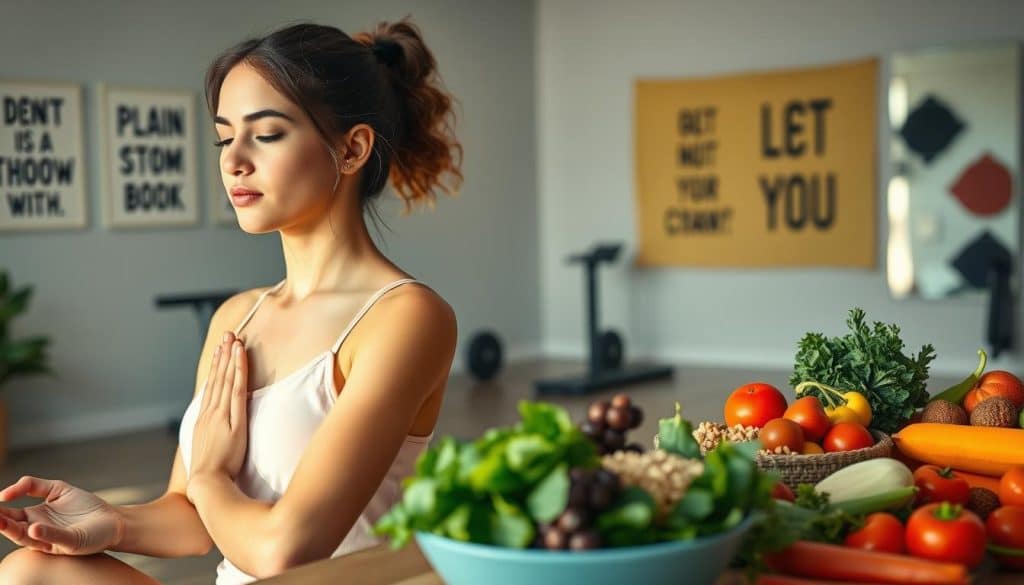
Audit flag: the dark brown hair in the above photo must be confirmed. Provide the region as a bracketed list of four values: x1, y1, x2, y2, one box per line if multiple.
[205, 19, 463, 214]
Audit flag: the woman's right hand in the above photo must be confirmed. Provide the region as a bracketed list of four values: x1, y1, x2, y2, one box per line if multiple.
[0, 476, 124, 555]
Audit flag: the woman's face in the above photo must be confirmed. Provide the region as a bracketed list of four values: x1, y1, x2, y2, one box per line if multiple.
[214, 63, 341, 233]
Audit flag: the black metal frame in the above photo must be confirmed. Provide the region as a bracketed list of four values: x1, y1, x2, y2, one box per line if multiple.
[534, 243, 673, 395]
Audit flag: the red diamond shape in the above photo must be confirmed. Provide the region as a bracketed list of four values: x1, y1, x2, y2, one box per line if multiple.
[949, 153, 1013, 216]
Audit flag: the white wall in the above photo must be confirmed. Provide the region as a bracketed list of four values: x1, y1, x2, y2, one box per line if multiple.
[536, 0, 1024, 381]
[0, 0, 540, 447]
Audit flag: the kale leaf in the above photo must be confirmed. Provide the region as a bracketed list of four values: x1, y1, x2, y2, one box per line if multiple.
[789, 308, 935, 434]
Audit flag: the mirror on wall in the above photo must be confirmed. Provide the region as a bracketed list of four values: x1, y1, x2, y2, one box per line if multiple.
[886, 42, 1020, 304]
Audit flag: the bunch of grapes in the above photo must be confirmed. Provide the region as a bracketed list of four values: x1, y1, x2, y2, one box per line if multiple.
[579, 393, 645, 454]
[536, 467, 621, 550]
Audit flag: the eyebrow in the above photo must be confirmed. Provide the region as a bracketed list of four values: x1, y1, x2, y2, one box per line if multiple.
[214, 109, 295, 126]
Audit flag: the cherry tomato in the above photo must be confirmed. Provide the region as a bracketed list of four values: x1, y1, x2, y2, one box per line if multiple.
[1001, 466, 1024, 507]
[987, 506, 1024, 570]
[913, 465, 970, 506]
[822, 422, 873, 453]
[844, 512, 904, 554]
[905, 502, 987, 568]
[801, 442, 824, 455]
[760, 418, 804, 453]
[771, 481, 795, 502]
[784, 396, 831, 443]
[724, 382, 788, 428]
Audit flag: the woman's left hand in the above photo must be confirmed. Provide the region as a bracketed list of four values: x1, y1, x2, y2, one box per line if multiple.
[188, 332, 249, 491]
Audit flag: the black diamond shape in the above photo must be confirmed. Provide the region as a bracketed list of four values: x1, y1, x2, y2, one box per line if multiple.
[950, 230, 1012, 288]
[899, 95, 965, 164]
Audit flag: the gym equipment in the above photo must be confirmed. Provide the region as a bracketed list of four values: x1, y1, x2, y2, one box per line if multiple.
[598, 329, 624, 370]
[465, 330, 504, 381]
[535, 243, 674, 395]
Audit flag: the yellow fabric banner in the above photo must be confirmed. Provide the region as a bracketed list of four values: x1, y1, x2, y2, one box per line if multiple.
[634, 58, 878, 267]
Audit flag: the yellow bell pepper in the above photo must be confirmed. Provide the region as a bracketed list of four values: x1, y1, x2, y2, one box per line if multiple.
[841, 391, 872, 427]
[795, 381, 873, 427]
[827, 405, 862, 425]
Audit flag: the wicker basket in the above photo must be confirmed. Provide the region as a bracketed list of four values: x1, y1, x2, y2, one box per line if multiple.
[755, 430, 893, 487]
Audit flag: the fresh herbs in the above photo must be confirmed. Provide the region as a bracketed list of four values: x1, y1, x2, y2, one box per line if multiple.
[656, 402, 701, 459]
[373, 401, 599, 549]
[790, 308, 936, 433]
[738, 484, 863, 576]
[375, 399, 775, 551]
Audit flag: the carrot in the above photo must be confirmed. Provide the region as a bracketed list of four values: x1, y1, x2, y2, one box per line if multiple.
[757, 576, 876, 585]
[892, 423, 1024, 477]
[954, 468, 1002, 491]
[764, 540, 968, 585]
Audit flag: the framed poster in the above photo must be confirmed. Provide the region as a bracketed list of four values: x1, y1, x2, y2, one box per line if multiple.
[0, 80, 88, 232]
[634, 58, 878, 267]
[100, 85, 199, 228]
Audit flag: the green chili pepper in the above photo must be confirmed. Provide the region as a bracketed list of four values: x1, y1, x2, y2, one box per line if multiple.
[929, 349, 986, 405]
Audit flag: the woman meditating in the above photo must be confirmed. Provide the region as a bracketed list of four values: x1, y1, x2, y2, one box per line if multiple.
[0, 18, 461, 584]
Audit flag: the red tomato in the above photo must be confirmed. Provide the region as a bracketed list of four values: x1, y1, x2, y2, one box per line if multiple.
[760, 418, 805, 453]
[724, 382, 788, 428]
[822, 422, 873, 453]
[1001, 466, 1024, 507]
[771, 481, 795, 502]
[784, 396, 831, 443]
[844, 512, 905, 554]
[964, 370, 1024, 414]
[987, 506, 1024, 570]
[913, 465, 970, 506]
[905, 502, 987, 568]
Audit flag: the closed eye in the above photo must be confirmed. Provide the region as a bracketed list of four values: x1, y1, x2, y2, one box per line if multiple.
[213, 133, 284, 148]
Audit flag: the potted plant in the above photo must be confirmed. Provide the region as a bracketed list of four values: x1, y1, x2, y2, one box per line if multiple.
[0, 271, 52, 463]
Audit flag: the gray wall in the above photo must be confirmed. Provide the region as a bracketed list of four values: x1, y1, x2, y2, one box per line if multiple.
[536, 0, 1024, 381]
[0, 0, 540, 447]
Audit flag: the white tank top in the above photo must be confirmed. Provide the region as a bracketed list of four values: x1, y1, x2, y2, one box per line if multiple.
[177, 278, 435, 585]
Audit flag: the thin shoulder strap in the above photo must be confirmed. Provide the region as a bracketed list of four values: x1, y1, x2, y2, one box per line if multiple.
[233, 279, 287, 335]
[331, 278, 421, 354]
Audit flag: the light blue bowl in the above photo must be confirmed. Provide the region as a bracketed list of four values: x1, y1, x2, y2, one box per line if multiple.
[415, 515, 754, 585]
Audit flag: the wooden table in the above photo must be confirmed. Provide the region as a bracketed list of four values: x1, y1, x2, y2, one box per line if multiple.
[256, 541, 1021, 584]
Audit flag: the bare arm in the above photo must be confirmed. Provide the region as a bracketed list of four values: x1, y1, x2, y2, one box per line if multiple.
[110, 291, 255, 558]
[188, 287, 457, 577]
[111, 489, 213, 557]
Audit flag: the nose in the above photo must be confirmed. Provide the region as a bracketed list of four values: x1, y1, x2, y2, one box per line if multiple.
[221, 141, 254, 177]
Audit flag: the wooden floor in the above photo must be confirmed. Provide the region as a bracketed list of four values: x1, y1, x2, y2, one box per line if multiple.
[0, 358, 959, 584]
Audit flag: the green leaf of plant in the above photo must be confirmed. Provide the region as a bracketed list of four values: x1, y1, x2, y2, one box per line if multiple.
[490, 495, 535, 548]
[674, 486, 714, 521]
[596, 487, 655, 531]
[517, 401, 573, 440]
[505, 435, 556, 472]
[526, 463, 568, 523]
[657, 402, 700, 458]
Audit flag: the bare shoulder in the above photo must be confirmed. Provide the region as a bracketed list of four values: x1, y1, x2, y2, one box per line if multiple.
[349, 282, 457, 355]
[379, 282, 456, 332]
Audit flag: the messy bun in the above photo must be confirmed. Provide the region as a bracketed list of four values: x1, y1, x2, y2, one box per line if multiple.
[205, 19, 463, 213]
[352, 20, 463, 211]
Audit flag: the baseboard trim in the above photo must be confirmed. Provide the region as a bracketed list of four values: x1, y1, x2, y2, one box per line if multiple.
[10, 401, 184, 450]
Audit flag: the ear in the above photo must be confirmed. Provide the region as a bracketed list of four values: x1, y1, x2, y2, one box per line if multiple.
[337, 124, 375, 175]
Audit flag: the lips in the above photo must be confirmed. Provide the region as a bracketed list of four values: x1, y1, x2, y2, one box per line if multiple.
[229, 186, 263, 207]
[230, 186, 263, 197]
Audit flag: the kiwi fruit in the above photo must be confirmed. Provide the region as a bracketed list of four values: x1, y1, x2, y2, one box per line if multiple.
[967, 487, 1000, 519]
[970, 396, 1019, 428]
[921, 399, 969, 425]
